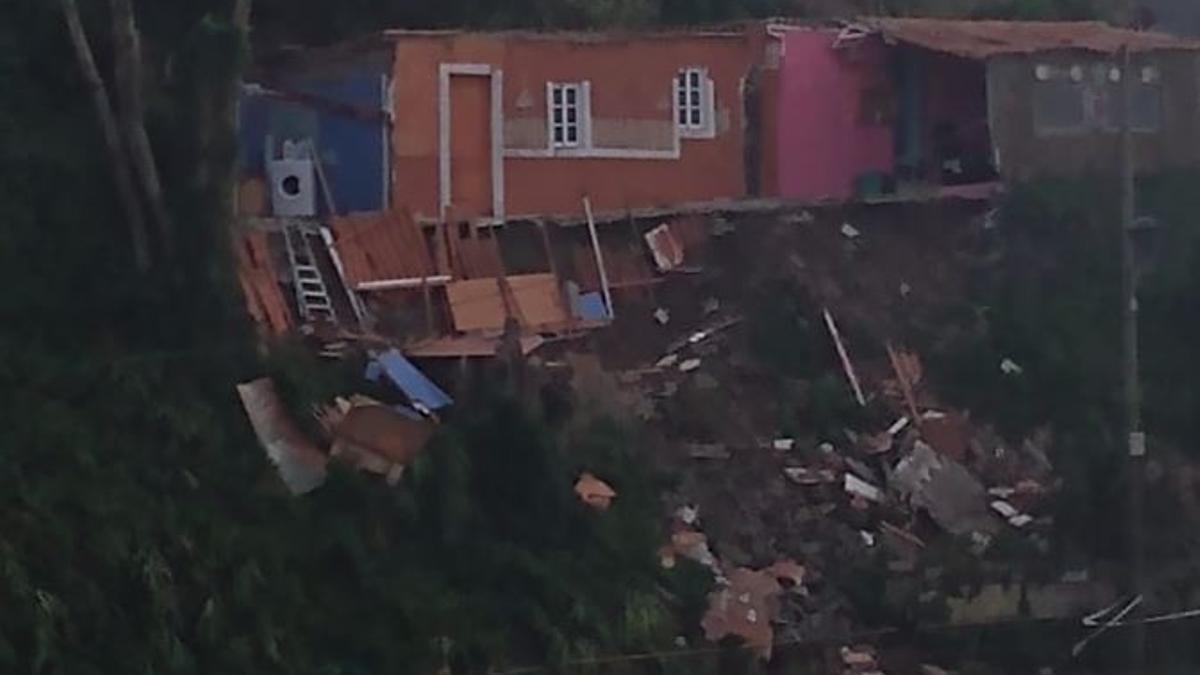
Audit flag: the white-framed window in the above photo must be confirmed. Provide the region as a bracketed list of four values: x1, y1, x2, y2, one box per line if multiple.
[548, 81, 590, 149]
[676, 67, 715, 137]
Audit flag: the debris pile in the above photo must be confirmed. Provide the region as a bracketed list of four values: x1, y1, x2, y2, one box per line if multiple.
[237, 350, 449, 492]
[568, 208, 1064, 663]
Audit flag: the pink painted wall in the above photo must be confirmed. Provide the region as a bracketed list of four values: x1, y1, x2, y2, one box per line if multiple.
[776, 30, 894, 201]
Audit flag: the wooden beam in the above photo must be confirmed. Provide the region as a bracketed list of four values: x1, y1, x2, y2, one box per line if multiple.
[823, 308, 866, 407]
[583, 196, 614, 320]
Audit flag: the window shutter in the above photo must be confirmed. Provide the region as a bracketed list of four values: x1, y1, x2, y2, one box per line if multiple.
[545, 81, 555, 151]
[703, 73, 716, 135]
[581, 80, 593, 148]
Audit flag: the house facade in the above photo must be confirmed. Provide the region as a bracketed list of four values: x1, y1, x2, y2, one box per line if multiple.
[232, 19, 1200, 350]
[387, 29, 756, 224]
[765, 19, 1200, 201]
[875, 19, 1200, 184]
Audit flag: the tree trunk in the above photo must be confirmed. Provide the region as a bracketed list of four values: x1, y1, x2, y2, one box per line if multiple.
[109, 0, 175, 263]
[59, 0, 151, 271]
[219, 0, 252, 225]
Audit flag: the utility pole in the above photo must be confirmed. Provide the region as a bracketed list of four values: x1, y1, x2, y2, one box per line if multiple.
[1118, 43, 1146, 675]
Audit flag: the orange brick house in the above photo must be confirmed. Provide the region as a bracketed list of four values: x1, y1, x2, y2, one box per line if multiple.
[235, 26, 764, 348]
[386, 28, 758, 224]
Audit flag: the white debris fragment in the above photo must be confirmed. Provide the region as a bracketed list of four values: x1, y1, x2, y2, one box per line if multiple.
[656, 353, 679, 369]
[1009, 514, 1034, 528]
[844, 473, 883, 502]
[990, 500, 1020, 519]
[982, 208, 999, 230]
[887, 416, 911, 436]
[654, 307, 670, 325]
[687, 329, 709, 345]
[921, 410, 947, 420]
[988, 486, 1017, 498]
[1000, 358, 1024, 375]
[786, 210, 815, 224]
[860, 530, 876, 547]
[773, 438, 796, 451]
[841, 223, 861, 239]
[783, 467, 837, 485]
[818, 441, 835, 454]
[679, 358, 702, 373]
[676, 505, 700, 526]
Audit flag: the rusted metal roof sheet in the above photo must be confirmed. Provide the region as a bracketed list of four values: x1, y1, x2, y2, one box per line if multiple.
[236, 232, 293, 335]
[333, 404, 435, 466]
[236, 378, 328, 495]
[330, 210, 439, 287]
[869, 18, 1200, 59]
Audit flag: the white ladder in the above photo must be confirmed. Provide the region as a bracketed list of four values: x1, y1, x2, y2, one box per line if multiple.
[283, 225, 334, 323]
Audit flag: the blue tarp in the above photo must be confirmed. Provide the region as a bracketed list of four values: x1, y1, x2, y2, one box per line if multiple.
[238, 69, 387, 214]
[566, 281, 610, 322]
[366, 350, 454, 411]
[577, 292, 609, 321]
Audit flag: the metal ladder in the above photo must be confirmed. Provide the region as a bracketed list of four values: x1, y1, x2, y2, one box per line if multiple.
[283, 224, 335, 323]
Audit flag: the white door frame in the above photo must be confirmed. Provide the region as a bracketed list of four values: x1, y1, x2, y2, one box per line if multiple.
[438, 63, 505, 223]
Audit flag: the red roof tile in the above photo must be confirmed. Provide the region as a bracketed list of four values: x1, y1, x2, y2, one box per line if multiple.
[869, 18, 1200, 59]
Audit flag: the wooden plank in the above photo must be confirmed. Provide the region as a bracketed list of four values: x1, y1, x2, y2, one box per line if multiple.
[823, 308, 866, 407]
[446, 273, 567, 333]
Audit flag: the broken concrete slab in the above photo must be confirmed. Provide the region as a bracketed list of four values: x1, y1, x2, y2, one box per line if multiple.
[844, 473, 883, 503]
[893, 441, 995, 537]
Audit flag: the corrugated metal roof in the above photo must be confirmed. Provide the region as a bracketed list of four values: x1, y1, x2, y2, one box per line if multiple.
[869, 18, 1200, 59]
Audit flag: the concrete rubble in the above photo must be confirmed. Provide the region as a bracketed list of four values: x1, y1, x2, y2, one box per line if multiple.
[563, 206, 1068, 668]
[253, 201, 1074, 670]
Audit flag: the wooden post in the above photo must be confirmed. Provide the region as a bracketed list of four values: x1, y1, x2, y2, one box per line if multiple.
[1119, 43, 1146, 675]
[628, 212, 657, 306]
[886, 341, 922, 424]
[823, 308, 866, 407]
[487, 225, 525, 327]
[583, 196, 614, 319]
[109, 0, 174, 261]
[538, 221, 575, 327]
[422, 277, 434, 338]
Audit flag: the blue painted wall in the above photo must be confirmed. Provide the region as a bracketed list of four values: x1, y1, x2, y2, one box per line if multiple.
[239, 64, 388, 215]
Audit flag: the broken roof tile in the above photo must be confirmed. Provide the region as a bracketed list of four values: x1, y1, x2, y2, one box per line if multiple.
[701, 567, 782, 658]
[575, 472, 617, 510]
